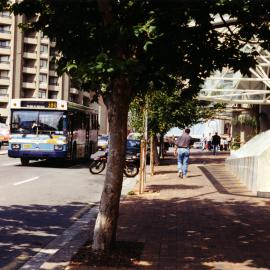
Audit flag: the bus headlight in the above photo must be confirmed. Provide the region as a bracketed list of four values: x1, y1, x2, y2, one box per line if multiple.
[11, 143, 21, 150]
[54, 144, 64, 151]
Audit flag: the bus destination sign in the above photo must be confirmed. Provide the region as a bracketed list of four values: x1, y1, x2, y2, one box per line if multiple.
[21, 101, 57, 109]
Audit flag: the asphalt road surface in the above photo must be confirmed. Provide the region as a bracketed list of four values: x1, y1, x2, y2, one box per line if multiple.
[0, 151, 136, 269]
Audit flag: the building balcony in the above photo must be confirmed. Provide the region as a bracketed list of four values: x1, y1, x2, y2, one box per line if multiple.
[40, 52, 49, 58]
[39, 82, 48, 89]
[48, 84, 60, 91]
[40, 37, 50, 44]
[70, 88, 79, 95]
[0, 108, 8, 117]
[39, 67, 48, 73]
[23, 52, 37, 59]
[0, 47, 11, 54]
[23, 66, 36, 74]
[0, 78, 9, 85]
[0, 62, 10, 69]
[0, 94, 9, 103]
[0, 32, 11, 39]
[22, 82, 36, 89]
[49, 70, 57, 76]
[24, 37, 38, 44]
[0, 16, 12, 24]
[83, 91, 90, 97]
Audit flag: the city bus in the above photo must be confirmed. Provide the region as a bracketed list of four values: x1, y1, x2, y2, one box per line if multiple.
[8, 99, 99, 165]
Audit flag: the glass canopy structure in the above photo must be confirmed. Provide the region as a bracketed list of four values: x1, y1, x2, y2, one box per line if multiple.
[199, 45, 270, 105]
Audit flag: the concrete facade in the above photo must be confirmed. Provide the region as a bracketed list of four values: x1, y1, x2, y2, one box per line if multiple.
[0, 11, 93, 123]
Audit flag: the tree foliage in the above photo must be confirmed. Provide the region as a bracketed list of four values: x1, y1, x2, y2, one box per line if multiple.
[2, 0, 269, 100]
[129, 91, 224, 135]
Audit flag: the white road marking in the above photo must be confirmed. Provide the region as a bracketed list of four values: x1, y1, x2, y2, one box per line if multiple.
[13, 176, 40, 186]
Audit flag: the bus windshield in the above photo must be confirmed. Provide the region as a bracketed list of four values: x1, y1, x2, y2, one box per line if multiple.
[11, 110, 67, 135]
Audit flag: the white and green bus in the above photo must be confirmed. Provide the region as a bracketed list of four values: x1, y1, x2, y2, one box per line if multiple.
[8, 99, 98, 165]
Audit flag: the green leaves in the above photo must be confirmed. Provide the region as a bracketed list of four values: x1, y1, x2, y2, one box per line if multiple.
[6, 0, 270, 101]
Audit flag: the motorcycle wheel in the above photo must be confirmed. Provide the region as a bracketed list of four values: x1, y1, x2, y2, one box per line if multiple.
[124, 163, 139, 177]
[89, 160, 106, 174]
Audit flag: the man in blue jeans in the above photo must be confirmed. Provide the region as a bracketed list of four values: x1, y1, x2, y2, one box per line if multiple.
[174, 128, 192, 178]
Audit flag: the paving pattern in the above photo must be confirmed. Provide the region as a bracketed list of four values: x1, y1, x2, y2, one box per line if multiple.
[65, 151, 270, 270]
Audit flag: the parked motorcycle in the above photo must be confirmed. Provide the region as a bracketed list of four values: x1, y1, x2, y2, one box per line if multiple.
[89, 150, 140, 177]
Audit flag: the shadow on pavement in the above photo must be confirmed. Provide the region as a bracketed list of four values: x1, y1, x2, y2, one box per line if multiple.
[115, 195, 270, 270]
[146, 184, 203, 192]
[0, 202, 91, 269]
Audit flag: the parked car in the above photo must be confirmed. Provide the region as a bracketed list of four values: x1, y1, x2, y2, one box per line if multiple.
[127, 132, 142, 140]
[126, 139, 150, 163]
[97, 135, 109, 150]
[193, 141, 203, 149]
[126, 139, 141, 155]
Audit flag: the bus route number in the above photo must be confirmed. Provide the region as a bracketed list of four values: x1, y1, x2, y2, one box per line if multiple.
[48, 102, 57, 108]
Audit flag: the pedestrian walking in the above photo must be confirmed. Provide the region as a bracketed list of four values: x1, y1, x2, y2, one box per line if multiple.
[174, 128, 192, 178]
[201, 134, 207, 150]
[224, 138, 229, 151]
[212, 132, 221, 155]
[207, 132, 212, 151]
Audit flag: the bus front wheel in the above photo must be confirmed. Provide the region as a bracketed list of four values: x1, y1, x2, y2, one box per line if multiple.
[21, 158, 30, 166]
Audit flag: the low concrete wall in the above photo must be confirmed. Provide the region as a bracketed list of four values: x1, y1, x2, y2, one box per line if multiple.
[226, 156, 258, 194]
[226, 129, 270, 197]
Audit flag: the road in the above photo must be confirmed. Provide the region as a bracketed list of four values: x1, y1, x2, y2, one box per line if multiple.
[0, 149, 136, 269]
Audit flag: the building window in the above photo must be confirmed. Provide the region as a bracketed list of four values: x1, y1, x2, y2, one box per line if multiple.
[49, 91, 58, 99]
[24, 43, 36, 53]
[0, 86, 8, 96]
[0, 70, 9, 79]
[49, 76, 58, 85]
[40, 44, 48, 53]
[0, 11, 11, 17]
[50, 48, 57, 56]
[0, 55, 9, 63]
[39, 73, 47, 83]
[49, 62, 57, 70]
[38, 90, 46, 98]
[23, 58, 35, 68]
[0, 25, 11, 34]
[23, 74, 35, 83]
[0, 40, 10, 48]
[24, 29, 36, 38]
[40, 59, 48, 69]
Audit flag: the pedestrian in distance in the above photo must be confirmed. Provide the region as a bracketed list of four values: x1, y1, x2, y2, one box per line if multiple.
[224, 138, 229, 151]
[212, 132, 221, 155]
[174, 128, 192, 179]
[207, 132, 212, 151]
[201, 134, 207, 150]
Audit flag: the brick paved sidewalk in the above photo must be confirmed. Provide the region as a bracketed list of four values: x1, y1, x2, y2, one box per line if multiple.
[67, 150, 270, 270]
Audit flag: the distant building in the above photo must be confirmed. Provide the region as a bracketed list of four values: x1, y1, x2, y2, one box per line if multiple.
[0, 9, 95, 123]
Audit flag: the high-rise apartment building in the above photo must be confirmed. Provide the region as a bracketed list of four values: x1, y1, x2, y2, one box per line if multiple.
[0, 11, 92, 123]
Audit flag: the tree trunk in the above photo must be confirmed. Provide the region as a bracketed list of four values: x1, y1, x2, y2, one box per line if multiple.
[160, 134, 164, 159]
[93, 78, 131, 251]
[154, 134, 160, 165]
[150, 135, 154, 176]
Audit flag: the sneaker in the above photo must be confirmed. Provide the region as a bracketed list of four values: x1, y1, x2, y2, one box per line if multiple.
[183, 175, 187, 179]
[178, 171, 183, 178]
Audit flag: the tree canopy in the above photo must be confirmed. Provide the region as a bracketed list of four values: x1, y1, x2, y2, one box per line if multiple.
[3, 0, 270, 101]
[129, 91, 224, 136]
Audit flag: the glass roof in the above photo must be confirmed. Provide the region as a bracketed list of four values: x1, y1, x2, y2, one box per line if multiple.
[199, 44, 270, 104]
